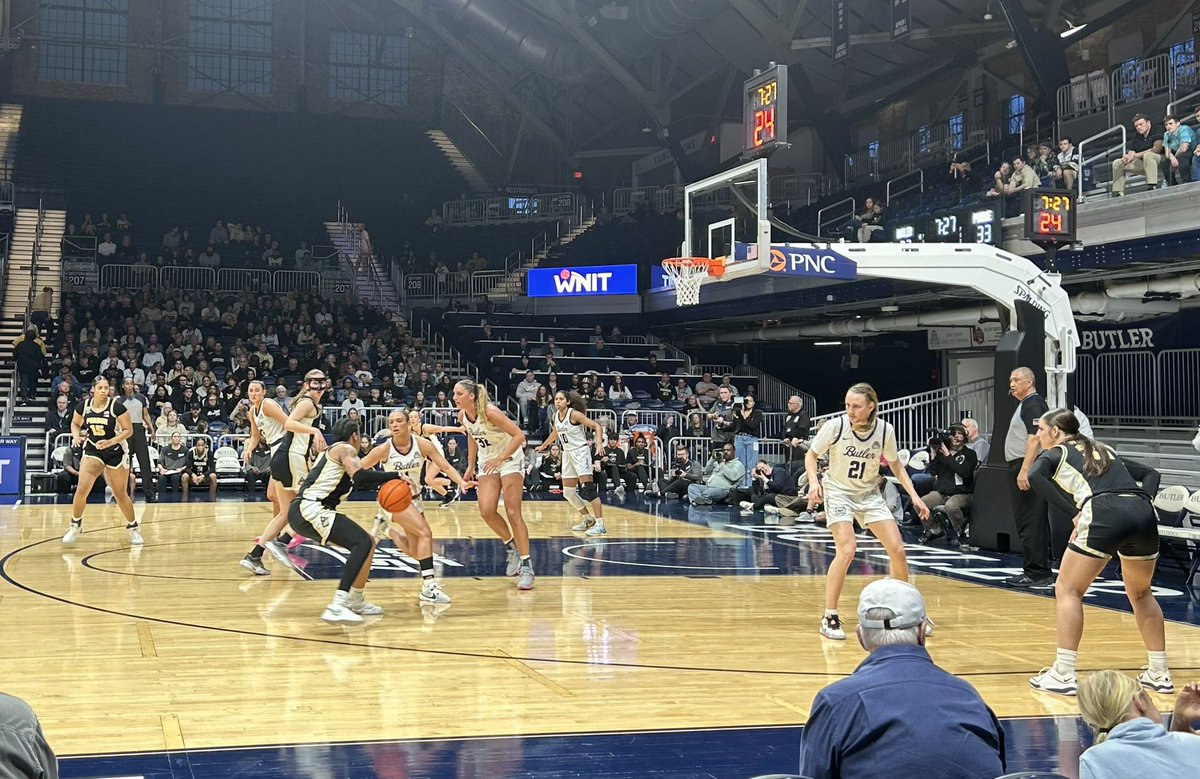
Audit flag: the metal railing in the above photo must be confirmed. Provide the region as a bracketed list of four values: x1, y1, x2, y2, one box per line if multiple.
[60, 234, 97, 261]
[1074, 348, 1200, 420]
[217, 268, 272, 293]
[811, 378, 995, 450]
[1076, 124, 1126, 202]
[0, 180, 12, 213]
[770, 173, 825, 207]
[1113, 52, 1173, 107]
[817, 197, 855, 238]
[94, 265, 333, 294]
[271, 270, 322, 294]
[885, 169, 924, 207]
[1057, 70, 1112, 122]
[1167, 87, 1200, 119]
[160, 266, 216, 291]
[742, 367, 816, 420]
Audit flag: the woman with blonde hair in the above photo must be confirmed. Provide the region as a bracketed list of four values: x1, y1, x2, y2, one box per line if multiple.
[454, 378, 534, 589]
[805, 382, 929, 640]
[1076, 671, 1200, 778]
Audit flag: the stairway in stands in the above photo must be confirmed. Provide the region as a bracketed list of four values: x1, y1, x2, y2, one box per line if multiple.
[425, 130, 492, 195]
[487, 216, 597, 299]
[322, 218, 401, 312]
[1, 206, 67, 473]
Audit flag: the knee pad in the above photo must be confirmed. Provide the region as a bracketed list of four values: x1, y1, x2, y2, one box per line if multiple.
[562, 486, 587, 511]
[578, 482, 598, 502]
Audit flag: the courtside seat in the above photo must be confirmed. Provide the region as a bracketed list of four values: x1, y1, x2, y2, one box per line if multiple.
[908, 450, 930, 471]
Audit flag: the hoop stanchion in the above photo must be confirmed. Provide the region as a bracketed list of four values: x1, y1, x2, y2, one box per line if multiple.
[661, 257, 724, 307]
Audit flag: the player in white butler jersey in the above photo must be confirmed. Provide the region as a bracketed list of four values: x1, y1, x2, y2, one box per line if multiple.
[806, 382, 929, 641]
[246, 370, 329, 576]
[454, 378, 535, 589]
[238, 380, 293, 575]
[287, 417, 402, 624]
[360, 410, 475, 605]
[535, 391, 609, 536]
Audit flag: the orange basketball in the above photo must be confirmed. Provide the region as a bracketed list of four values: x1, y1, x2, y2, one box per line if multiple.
[378, 479, 413, 513]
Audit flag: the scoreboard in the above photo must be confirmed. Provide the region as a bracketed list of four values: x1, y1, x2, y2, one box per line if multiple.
[890, 204, 1000, 245]
[743, 64, 788, 157]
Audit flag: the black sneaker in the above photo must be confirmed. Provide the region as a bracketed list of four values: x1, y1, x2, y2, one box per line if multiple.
[919, 528, 947, 544]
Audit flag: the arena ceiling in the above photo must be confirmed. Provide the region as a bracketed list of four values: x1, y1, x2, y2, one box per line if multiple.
[392, 0, 1135, 169]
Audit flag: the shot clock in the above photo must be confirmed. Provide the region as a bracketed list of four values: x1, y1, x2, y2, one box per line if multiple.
[1024, 188, 1076, 243]
[743, 64, 788, 157]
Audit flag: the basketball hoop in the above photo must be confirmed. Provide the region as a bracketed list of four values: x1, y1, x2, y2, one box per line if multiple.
[661, 257, 725, 307]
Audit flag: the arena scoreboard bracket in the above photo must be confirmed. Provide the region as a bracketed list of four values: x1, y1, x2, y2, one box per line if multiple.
[743, 63, 788, 157]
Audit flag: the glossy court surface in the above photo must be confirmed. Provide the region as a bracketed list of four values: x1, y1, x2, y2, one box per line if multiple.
[2, 491, 1197, 778]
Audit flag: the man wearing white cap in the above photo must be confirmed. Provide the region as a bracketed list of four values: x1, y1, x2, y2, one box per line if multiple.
[798, 580, 1006, 779]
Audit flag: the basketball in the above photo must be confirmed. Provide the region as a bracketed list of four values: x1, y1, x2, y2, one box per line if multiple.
[377, 479, 413, 513]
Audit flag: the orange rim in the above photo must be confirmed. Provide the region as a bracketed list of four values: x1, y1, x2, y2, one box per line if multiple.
[662, 257, 725, 279]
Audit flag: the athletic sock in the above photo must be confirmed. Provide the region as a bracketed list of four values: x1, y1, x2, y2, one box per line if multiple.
[503, 537, 515, 551]
[126, 522, 138, 530]
[419, 556, 435, 580]
[1147, 650, 1168, 674]
[248, 544, 265, 560]
[823, 609, 837, 619]
[1053, 648, 1078, 677]
[71, 518, 82, 526]
[278, 532, 294, 545]
[333, 589, 349, 607]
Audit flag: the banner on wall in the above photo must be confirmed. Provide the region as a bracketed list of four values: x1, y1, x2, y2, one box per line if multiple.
[0, 437, 26, 498]
[927, 323, 1003, 350]
[1077, 313, 1195, 353]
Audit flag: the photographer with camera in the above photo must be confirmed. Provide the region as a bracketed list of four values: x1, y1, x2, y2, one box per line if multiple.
[918, 423, 977, 544]
[652, 444, 702, 498]
[686, 442, 745, 506]
[707, 386, 737, 449]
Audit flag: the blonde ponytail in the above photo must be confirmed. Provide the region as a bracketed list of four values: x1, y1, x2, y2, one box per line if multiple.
[455, 378, 490, 421]
[1077, 670, 1139, 745]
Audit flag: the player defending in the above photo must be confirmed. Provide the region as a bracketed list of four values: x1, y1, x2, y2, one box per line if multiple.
[238, 380, 291, 575]
[535, 390, 608, 536]
[453, 378, 535, 589]
[62, 377, 144, 545]
[806, 382, 929, 640]
[287, 417, 399, 623]
[360, 410, 475, 605]
[247, 370, 328, 573]
[1027, 408, 1173, 696]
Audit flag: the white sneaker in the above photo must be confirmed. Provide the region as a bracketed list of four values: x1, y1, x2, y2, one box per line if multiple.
[371, 514, 390, 540]
[1029, 666, 1077, 696]
[505, 548, 521, 577]
[517, 564, 535, 590]
[104, 486, 114, 503]
[1137, 668, 1174, 694]
[820, 614, 846, 640]
[738, 501, 754, 510]
[584, 522, 607, 537]
[321, 603, 364, 624]
[239, 554, 270, 575]
[264, 540, 295, 571]
[571, 517, 596, 531]
[62, 522, 82, 544]
[614, 485, 626, 498]
[128, 527, 144, 545]
[764, 504, 781, 515]
[420, 580, 452, 604]
[347, 594, 383, 616]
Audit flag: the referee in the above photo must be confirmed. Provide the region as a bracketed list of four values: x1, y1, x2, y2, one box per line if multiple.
[121, 378, 157, 502]
[1003, 367, 1050, 587]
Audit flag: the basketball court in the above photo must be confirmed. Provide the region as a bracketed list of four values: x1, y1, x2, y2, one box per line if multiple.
[2, 492, 1197, 777]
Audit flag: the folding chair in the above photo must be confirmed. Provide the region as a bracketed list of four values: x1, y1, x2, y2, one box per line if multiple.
[1153, 486, 1193, 579]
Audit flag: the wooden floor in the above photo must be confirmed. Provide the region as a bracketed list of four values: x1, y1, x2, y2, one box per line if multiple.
[2, 497, 1197, 758]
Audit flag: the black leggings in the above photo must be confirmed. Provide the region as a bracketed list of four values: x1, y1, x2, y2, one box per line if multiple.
[130, 426, 154, 497]
[288, 503, 373, 592]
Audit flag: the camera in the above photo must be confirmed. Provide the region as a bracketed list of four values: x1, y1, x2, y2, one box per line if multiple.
[927, 428, 953, 449]
[732, 396, 744, 408]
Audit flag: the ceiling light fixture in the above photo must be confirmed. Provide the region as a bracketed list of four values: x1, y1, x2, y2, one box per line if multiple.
[813, 340, 843, 346]
[1060, 20, 1087, 38]
[983, 1, 993, 22]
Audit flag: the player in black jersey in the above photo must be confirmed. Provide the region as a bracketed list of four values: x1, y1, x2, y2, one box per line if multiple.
[287, 417, 404, 624]
[1026, 408, 1173, 697]
[62, 377, 143, 545]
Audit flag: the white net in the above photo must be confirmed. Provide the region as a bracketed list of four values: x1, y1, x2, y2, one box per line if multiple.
[662, 258, 715, 307]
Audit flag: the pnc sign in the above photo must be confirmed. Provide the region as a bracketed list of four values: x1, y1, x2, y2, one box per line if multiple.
[764, 247, 857, 280]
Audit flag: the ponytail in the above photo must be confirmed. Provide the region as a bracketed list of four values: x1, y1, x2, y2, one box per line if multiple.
[1077, 671, 1139, 745]
[455, 378, 490, 421]
[1042, 408, 1112, 478]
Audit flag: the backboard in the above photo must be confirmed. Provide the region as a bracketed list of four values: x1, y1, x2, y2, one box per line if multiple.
[681, 157, 770, 282]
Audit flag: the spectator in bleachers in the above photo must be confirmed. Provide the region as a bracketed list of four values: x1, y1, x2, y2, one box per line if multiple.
[653, 444, 701, 499]
[949, 151, 973, 187]
[243, 441, 271, 495]
[515, 371, 541, 432]
[1052, 137, 1080, 191]
[98, 233, 116, 258]
[208, 219, 229, 245]
[81, 213, 96, 236]
[962, 417, 990, 463]
[1076, 671, 1200, 778]
[695, 371, 719, 409]
[685, 411, 706, 438]
[588, 338, 615, 358]
[46, 394, 73, 439]
[57, 442, 84, 495]
[202, 393, 227, 429]
[536, 444, 563, 494]
[608, 374, 633, 405]
[646, 353, 661, 374]
[183, 404, 205, 432]
[157, 432, 188, 493]
[199, 244, 221, 269]
[621, 437, 651, 493]
[1163, 114, 1194, 185]
[1006, 156, 1039, 195]
[853, 197, 886, 243]
[674, 377, 693, 402]
[14, 327, 46, 404]
[341, 389, 366, 415]
[733, 395, 763, 488]
[708, 386, 737, 450]
[985, 161, 1010, 197]
[1112, 114, 1163, 196]
[586, 386, 612, 413]
[593, 438, 627, 496]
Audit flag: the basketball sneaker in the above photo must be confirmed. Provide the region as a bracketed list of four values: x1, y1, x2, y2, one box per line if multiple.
[505, 548, 522, 577]
[584, 521, 607, 537]
[614, 484, 626, 498]
[371, 514, 390, 540]
[62, 521, 82, 544]
[820, 614, 846, 640]
[1137, 668, 1174, 694]
[738, 501, 755, 510]
[240, 554, 270, 576]
[517, 564, 536, 590]
[571, 517, 596, 531]
[320, 603, 364, 624]
[420, 580, 452, 605]
[1029, 667, 1077, 695]
[128, 526, 144, 545]
[346, 592, 383, 616]
[264, 540, 295, 570]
